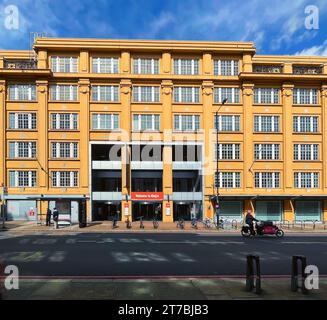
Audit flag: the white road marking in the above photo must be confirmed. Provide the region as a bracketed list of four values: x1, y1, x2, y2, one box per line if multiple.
[0, 233, 19, 240]
[171, 253, 195, 262]
[282, 241, 327, 244]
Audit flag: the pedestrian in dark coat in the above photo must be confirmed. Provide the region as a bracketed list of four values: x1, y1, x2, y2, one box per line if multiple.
[46, 208, 52, 226]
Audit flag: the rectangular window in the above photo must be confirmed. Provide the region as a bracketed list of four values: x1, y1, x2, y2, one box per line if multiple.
[133, 86, 160, 103]
[173, 59, 199, 75]
[92, 114, 119, 130]
[214, 87, 240, 104]
[254, 144, 280, 160]
[293, 88, 318, 105]
[174, 115, 200, 131]
[254, 88, 280, 104]
[213, 59, 239, 76]
[255, 172, 280, 188]
[9, 113, 37, 130]
[8, 84, 36, 101]
[133, 114, 160, 131]
[293, 116, 318, 133]
[51, 113, 78, 130]
[51, 142, 78, 159]
[293, 144, 319, 161]
[50, 85, 78, 101]
[214, 115, 240, 132]
[215, 172, 241, 188]
[9, 141, 36, 158]
[91, 85, 119, 102]
[92, 57, 119, 73]
[214, 144, 240, 160]
[133, 58, 159, 74]
[52, 171, 78, 187]
[294, 172, 319, 188]
[51, 56, 78, 73]
[9, 170, 37, 187]
[173, 87, 200, 103]
[254, 116, 280, 132]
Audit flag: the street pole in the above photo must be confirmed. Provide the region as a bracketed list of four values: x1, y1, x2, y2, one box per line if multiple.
[215, 98, 228, 228]
[1, 185, 6, 230]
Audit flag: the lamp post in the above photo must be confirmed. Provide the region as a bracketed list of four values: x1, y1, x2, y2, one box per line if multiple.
[215, 98, 228, 228]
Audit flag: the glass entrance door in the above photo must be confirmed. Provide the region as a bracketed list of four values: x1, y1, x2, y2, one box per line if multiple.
[132, 202, 162, 221]
[173, 203, 191, 221]
[92, 202, 121, 221]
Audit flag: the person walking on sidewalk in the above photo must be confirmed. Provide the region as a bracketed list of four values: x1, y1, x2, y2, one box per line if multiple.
[46, 207, 52, 227]
[53, 207, 59, 229]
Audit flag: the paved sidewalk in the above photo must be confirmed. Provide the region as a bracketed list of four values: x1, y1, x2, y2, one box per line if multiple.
[2, 277, 327, 300]
[1, 221, 326, 235]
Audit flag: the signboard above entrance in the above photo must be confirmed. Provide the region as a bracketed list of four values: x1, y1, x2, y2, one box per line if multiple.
[131, 192, 164, 201]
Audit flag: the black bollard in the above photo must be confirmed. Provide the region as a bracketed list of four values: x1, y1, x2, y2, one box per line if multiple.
[291, 256, 308, 294]
[246, 255, 261, 294]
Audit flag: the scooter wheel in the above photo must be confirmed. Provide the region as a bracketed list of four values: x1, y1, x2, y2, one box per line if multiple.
[276, 229, 284, 238]
[241, 230, 251, 237]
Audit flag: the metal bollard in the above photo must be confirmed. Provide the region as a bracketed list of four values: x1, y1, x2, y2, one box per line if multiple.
[246, 255, 261, 294]
[291, 255, 308, 294]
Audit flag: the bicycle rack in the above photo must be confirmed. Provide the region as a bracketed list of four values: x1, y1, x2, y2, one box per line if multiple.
[279, 220, 290, 229]
[291, 255, 308, 294]
[303, 220, 315, 230]
[245, 255, 261, 294]
[292, 220, 304, 230]
[312, 220, 319, 230]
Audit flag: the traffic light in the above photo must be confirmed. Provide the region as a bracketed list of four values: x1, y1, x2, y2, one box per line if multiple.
[210, 195, 219, 204]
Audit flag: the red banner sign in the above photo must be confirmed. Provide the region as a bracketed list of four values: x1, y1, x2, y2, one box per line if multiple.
[131, 192, 164, 201]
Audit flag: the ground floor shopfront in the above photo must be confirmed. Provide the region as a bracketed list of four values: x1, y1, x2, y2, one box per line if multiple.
[3, 195, 87, 224]
[3, 196, 327, 223]
[90, 197, 327, 223]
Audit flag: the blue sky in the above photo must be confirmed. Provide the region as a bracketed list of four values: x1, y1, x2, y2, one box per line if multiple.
[0, 0, 326, 55]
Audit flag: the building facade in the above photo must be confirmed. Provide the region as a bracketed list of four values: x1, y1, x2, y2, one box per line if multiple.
[0, 37, 327, 223]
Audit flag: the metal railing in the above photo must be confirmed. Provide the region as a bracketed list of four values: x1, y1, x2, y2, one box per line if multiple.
[4, 59, 37, 70]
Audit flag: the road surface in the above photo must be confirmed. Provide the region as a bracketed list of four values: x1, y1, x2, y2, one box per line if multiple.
[0, 232, 326, 277]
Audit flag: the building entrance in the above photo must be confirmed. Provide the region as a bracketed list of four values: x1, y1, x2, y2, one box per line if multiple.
[92, 201, 121, 221]
[173, 202, 200, 221]
[132, 202, 162, 221]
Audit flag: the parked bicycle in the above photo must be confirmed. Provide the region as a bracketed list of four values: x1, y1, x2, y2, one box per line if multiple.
[125, 217, 132, 229]
[177, 218, 185, 230]
[191, 218, 198, 229]
[138, 216, 145, 229]
[202, 218, 214, 229]
[153, 213, 159, 229]
[217, 218, 225, 229]
[112, 217, 119, 229]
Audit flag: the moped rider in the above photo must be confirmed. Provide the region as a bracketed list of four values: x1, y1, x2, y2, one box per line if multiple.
[245, 210, 258, 236]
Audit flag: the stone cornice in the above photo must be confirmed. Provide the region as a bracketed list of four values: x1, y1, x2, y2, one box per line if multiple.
[34, 38, 256, 54]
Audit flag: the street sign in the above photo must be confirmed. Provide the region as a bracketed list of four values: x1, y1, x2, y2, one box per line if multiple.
[124, 203, 129, 216]
[165, 202, 171, 216]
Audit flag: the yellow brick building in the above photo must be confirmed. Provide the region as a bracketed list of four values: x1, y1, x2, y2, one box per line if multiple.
[0, 37, 327, 224]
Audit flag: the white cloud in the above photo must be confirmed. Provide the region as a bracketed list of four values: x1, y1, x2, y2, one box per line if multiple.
[149, 12, 175, 36]
[294, 39, 327, 55]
